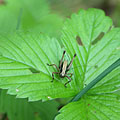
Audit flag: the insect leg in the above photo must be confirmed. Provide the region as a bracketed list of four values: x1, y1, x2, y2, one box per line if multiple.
[64, 75, 72, 87]
[67, 53, 76, 70]
[59, 50, 66, 69]
[47, 63, 59, 71]
[51, 72, 59, 82]
[66, 73, 73, 78]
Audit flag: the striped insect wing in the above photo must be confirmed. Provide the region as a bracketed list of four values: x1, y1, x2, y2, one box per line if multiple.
[60, 60, 67, 77]
[62, 60, 67, 72]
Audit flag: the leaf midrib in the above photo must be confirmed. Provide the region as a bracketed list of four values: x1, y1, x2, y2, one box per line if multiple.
[82, 13, 97, 88]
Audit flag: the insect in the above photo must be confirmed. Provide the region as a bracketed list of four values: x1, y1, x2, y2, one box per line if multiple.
[47, 50, 76, 87]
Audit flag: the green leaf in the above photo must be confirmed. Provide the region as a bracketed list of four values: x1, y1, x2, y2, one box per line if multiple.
[55, 67, 120, 120]
[0, 0, 63, 37]
[0, 90, 59, 120]
[0, 8, 120, 120]
[0, 32, 77, 101]
[61, 8, 119, 90]
[71, 58, 120, 102]
[55, 8, 120, 119]
[0, 0, 19, 32]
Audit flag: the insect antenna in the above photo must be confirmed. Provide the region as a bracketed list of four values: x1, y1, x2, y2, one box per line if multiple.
[59, 50, 66, 69]
[67, 54, 77, 70]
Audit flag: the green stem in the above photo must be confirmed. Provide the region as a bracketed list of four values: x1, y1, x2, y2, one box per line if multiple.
[16, 8, 23, 30]
[71, 58, 120, 102]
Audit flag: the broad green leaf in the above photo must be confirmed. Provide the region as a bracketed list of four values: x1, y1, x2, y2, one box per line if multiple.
[0, 0, 63, 37]
[20, 0, 63, 37]
[0, 90, 59, 120]
[55, 8, 120, 119]
[56, 67, 120, 120]
[61, 8, 119, 90]
[21, 0, 49, 21]
[0, 8, 120, 120]
[0, 32, 77, 101]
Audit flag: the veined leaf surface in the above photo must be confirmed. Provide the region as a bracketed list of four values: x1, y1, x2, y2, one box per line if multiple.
[0, 8, 120, 120]
[55, 8, 120, 120]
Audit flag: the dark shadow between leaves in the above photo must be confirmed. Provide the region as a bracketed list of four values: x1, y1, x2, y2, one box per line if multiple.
[29, 68, 40, 73]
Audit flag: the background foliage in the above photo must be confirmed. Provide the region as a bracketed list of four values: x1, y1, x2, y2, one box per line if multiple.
[0, 0, 120, 120]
